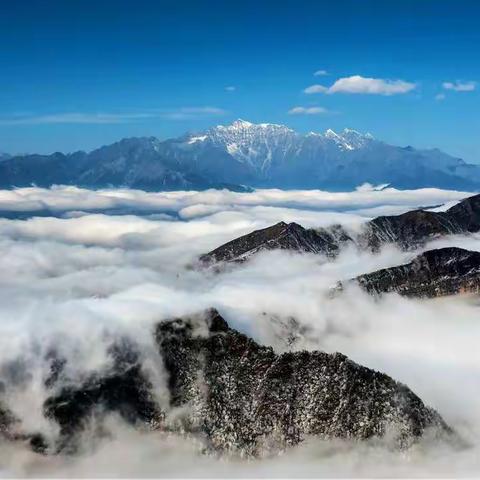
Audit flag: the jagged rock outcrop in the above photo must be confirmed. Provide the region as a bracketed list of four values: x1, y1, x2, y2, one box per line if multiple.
[345, 247, 480, 298]
[201, 194, 480, 265]
[40, 309, 451, 456]
[199, 221, 353, 264]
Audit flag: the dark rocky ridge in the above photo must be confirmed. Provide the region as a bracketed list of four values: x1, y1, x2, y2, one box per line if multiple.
[346, 247, 480, 298]
[199, 221, 352, 264]
[358, 194, 480, 251]
[32, 309, 451, 456]
[200, 194, 480, 264]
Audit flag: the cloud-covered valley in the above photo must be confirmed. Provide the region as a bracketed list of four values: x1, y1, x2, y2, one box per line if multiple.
[0, 185, 479, 477]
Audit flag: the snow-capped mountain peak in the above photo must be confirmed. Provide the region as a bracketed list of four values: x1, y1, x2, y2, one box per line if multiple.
[180, 120, 376, 171]
[324, 128, 340, 138]
[323, 127, 373, 151]
[204, 120, 297, 171]
[225, 118, 254, 130]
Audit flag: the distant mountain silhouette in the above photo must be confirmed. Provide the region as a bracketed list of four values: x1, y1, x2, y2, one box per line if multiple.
[2, 119, 480, 191]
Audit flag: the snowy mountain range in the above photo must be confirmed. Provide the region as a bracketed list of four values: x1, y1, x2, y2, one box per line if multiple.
[1, 119, 479, 191]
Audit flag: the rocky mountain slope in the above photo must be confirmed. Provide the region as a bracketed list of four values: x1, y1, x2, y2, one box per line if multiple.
[2, 120, 480, 190]
[346, 247, 480, 298]
[1, 309, 451, 456]
[359, 193, 480, 251]
[201, 193, 480, 264]
[199, 221, 352, 265]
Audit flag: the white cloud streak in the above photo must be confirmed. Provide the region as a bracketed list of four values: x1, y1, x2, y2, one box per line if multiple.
[304, 84, 329, 94]
[313, 69, 328, 76]
[288, 106, 329, 115]
[0, 112, 157, 126]
[442, 81, 476, 92]
[304, 75, 417, 95]
[0, 107, 227, 125]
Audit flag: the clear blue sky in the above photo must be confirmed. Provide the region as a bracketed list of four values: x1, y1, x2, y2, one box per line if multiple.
[1, 0, 479, 161]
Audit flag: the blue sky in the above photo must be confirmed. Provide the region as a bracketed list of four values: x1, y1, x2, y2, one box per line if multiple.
[1, 0, 479, 161]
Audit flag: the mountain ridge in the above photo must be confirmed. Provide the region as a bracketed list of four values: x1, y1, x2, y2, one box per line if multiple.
[347, 247, 480, 298]
[1, 120, 480, 191]
[200, 193, 480, 265]
[5, 308, 451, 456]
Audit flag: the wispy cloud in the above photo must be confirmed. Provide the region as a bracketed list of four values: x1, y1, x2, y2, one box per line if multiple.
[0, 112, 157, 126]
[313, 69, 328, 76]
[304, 84, 329, 94]
[162, 107, 227, 120]
[0, 107, 227, 125]
[435, 93, 446, 101]
[288, 106, 329, 115]
[442, 81, 476, 92]
[304, 75, 416, 95]
[225, 86, 236, 92]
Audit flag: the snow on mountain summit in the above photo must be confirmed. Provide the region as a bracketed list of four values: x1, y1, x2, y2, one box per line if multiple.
[205, 119, 298, 171]
[324, 128, 373, 151]
[181, 120, 374, 170]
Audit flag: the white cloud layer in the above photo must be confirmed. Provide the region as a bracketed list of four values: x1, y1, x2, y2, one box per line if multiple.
[305, 75, 417, 95]
[0, 185, 468, 217]
[0, 185, 478, 477]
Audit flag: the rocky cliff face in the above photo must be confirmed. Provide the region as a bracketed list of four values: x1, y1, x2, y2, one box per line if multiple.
[201, 194, 480, 265]
[34, 309, 451, 456]
[348, 247, 480, 298]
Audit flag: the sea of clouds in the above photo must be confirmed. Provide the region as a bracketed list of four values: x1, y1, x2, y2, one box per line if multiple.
[0, 185, 479, 477]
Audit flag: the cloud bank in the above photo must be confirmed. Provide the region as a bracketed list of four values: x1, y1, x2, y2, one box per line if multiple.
[0, 185, 478, 477]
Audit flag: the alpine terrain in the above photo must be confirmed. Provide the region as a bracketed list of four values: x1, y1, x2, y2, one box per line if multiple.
[2, 120, 480, 191]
